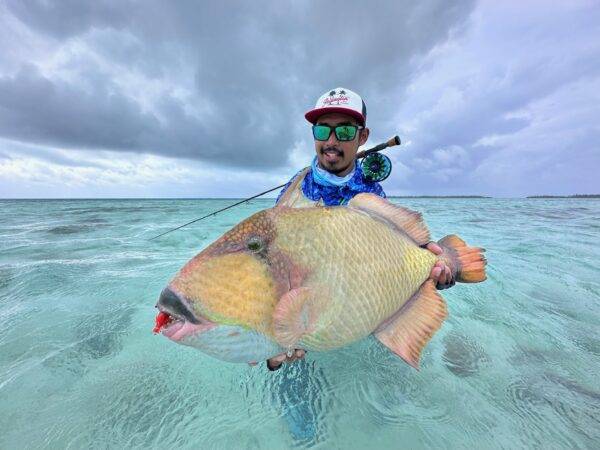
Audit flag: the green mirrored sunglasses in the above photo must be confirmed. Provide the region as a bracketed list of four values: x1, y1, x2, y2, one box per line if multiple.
[312, 124, 363, 142]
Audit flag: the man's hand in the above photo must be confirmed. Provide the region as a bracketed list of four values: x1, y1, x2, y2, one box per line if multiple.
[266, 349, 306, 371]
[424, 242, 455, 290]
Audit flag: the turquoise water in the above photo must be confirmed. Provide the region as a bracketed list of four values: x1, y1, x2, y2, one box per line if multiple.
[0, 198, 598, 449]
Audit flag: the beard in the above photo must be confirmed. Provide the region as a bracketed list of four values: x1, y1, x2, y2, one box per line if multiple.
[319, 146, 349, 174]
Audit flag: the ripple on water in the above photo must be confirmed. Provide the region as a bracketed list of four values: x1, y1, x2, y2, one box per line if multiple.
[46, 224, 96, 235]
[570, 332, 600, 358]
[509, 346, 550, 367]
[63, 206, 162, 214]
[74, 308, 133, 358]
[353, 371, 413, 426]
[506, 378, 546, 420]
[0, 266, 14, 291]
[348, 340, 453, 429]
[43, 307, 134, 376]
[71, 362, 207, 448]
[442, 332, 489, 377]
[505, 375, 599, 447]
[77, 215, 110, 225]
[542, 373, 600, 442]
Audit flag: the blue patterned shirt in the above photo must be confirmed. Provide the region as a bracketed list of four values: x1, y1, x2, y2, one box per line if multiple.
[276, 163, 386, 206]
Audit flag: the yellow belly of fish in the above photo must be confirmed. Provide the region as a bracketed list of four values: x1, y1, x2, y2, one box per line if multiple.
[276, 207, 437, 349]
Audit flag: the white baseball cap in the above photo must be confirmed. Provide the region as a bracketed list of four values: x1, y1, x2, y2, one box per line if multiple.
[305, 87, 367, 125]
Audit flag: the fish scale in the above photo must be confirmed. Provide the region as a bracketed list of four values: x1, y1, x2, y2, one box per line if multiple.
[275, 207, 436, 349]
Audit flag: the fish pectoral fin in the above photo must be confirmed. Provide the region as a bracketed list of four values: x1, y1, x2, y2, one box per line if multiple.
[272, 286, 324, 348]
[374, 280, 447, 369]
[348, 193, 430, 246]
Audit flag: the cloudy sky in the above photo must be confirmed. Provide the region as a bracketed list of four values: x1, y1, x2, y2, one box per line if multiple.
[1, 0, 599, 198]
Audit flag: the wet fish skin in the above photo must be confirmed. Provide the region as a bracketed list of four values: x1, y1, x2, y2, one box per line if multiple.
[157, 194, 486, 366]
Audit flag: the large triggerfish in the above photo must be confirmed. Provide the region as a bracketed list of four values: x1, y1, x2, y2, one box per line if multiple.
[153, 194, 486, 368]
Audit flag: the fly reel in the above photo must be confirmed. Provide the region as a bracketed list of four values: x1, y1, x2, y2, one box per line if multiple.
[361, 153, 392, 182]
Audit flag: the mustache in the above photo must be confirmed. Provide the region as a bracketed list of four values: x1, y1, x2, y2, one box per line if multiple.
[320, 146, 344, 156]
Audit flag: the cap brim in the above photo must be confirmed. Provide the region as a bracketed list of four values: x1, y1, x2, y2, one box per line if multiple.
[305, 107, 365, 125]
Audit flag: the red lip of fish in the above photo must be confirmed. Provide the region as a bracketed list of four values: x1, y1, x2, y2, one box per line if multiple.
[153, 311, 174, 334]
[152, 310, 189, 339]
[153, 309, 216, 341]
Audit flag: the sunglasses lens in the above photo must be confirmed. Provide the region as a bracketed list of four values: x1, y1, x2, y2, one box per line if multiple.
[313, 125, 331, 141]
[335, 125, 357, 141]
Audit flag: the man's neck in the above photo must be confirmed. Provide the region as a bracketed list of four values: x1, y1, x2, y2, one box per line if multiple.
[318, 161, 356, 178]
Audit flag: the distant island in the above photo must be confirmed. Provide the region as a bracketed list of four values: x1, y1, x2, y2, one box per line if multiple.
[527, 194, 600, 198]
[388, 195, 491, 199]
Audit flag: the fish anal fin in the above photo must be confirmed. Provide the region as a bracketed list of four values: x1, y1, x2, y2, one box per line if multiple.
[348, 193, 430, 246]
[374, 280, 447, 369]
[272, 286, 325, 348]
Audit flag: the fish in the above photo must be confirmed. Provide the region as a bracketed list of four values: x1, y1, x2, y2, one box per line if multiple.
[153, 193, 486, 368]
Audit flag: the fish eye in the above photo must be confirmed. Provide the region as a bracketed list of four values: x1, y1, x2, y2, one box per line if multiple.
[247, 237, 262, 252]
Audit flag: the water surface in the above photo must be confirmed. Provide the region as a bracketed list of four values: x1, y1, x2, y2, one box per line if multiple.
[0, 198, 598, 449]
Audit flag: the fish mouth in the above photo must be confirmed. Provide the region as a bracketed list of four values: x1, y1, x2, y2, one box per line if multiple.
[154, 286, 215, 341]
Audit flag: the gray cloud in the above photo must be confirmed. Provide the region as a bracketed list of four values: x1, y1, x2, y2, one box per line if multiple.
[4, 0, 133, 39]
[0, 64, 159, 151]
[2, 1, 598, 198]
[0, 139, 109, 169]
[388, 1, 600, 196]
[1, 0, 475, 170]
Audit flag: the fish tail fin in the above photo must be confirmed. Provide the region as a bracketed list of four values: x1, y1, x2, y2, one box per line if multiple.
[438, 234, 487, 283]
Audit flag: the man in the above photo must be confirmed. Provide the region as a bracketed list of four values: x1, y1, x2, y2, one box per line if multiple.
[267, 87, 454, 371]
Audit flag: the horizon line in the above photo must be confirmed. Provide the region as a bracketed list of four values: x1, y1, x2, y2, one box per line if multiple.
[1, 194, 599, 200]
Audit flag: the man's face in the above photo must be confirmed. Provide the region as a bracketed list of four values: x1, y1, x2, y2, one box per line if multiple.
[314, 112, 370, 176]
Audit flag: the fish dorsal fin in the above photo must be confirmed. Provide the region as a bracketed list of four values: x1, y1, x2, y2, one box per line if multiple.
[348, 193, 430, 246]
[374, 280, 447, 369]
[275, 168, 311, 208]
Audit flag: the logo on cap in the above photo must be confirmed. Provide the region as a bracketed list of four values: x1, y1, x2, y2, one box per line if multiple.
[322, 89, 349, 106]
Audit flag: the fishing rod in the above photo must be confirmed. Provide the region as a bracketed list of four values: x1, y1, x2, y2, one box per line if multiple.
[148, 184, 288, 240]
[149, 135, 401, 240]
[356, 136, 400, 159]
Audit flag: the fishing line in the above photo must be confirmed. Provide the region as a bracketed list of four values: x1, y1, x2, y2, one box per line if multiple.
[149, 136, 401, 240]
